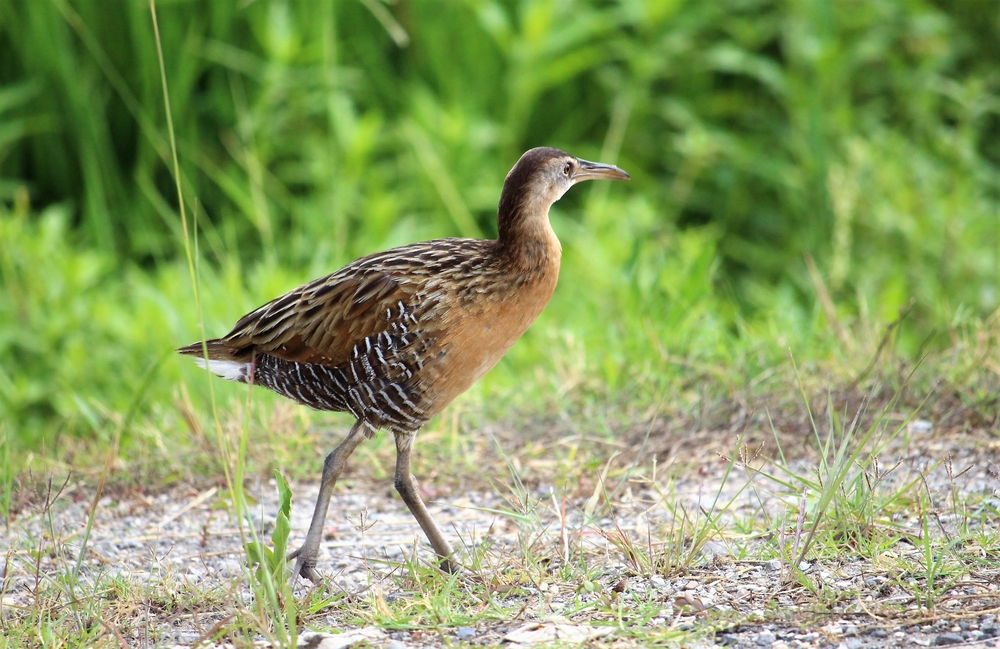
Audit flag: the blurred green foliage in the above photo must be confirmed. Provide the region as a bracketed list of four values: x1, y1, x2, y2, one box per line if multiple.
[0, 0, 998, 449]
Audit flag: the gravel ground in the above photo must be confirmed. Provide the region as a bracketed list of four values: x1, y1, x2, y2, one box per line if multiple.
[3, 429, 999, 648]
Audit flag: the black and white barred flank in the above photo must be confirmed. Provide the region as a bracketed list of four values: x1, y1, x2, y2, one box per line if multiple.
[196, 298, 442, 435]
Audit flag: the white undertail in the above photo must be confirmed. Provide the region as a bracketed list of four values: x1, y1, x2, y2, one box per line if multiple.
[193, 358, 250, 383]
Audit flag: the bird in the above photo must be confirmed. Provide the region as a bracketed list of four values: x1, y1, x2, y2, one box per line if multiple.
[178, 147, 629, 581]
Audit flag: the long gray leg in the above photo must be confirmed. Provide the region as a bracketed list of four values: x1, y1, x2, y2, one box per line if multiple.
[393, 433, 459, 573]
[288, 421, 365, 582]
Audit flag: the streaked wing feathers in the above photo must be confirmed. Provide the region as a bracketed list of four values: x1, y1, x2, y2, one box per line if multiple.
[221, 269, 417, 367]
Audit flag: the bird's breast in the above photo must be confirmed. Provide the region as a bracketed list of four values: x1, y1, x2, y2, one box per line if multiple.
[419, 255, 560, 414]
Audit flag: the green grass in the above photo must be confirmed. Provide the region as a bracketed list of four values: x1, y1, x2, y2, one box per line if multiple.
[1, 0, 999, 646]
[0, 0, 998, 450]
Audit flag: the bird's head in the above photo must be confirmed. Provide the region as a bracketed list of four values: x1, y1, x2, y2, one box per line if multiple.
[498, 147, 629, 245]
[502, 147, 629, 209]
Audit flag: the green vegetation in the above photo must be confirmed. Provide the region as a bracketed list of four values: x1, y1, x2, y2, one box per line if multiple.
[1, 1, 999, 644]
[1, 0, 997, 452]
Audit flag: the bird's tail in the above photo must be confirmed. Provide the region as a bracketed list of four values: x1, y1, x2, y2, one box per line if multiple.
[177, 339, 251, 383]
[176, 339, 234, 359]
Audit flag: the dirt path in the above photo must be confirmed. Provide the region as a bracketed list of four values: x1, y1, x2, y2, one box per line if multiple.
[3, 431, 1000, 648]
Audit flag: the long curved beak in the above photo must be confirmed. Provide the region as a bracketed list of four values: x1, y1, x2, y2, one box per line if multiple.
[573, 158, 630, 182]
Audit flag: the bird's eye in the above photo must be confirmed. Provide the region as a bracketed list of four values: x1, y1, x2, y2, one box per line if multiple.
[562, 162, 572, 177]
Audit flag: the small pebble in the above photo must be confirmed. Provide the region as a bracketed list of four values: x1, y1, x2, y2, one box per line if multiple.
[455, 627, 475, 640]
[932, 633, 965, 646]
[756, 631, 776, 646]
[219, 558, 242, 578]
[763, 559, 782, 572]
[385, 641, 408, 649]
[701, 541, 731, 558]
[718, 634, 739, 646]
[870, 628, 889, 638]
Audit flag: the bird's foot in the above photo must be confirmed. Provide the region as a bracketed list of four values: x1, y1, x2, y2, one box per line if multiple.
[287, 546, 323, 583]
[438, 557, 461, 575]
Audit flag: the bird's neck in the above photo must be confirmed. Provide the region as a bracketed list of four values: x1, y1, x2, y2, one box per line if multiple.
[496, 201, 562, 273]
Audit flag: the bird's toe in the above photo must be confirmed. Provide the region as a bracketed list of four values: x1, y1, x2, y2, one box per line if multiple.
[288, 547, 323, 583]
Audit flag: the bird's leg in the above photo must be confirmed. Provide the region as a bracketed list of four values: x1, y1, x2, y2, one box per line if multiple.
[288, 420, 365, 582]
[393, 432, 459, 573]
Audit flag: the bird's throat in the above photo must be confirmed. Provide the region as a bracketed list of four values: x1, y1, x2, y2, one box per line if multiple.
[497, 205, 562, 274]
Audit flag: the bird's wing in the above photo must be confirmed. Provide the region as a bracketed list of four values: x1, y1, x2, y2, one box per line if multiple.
[220, 268, 419, 367]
